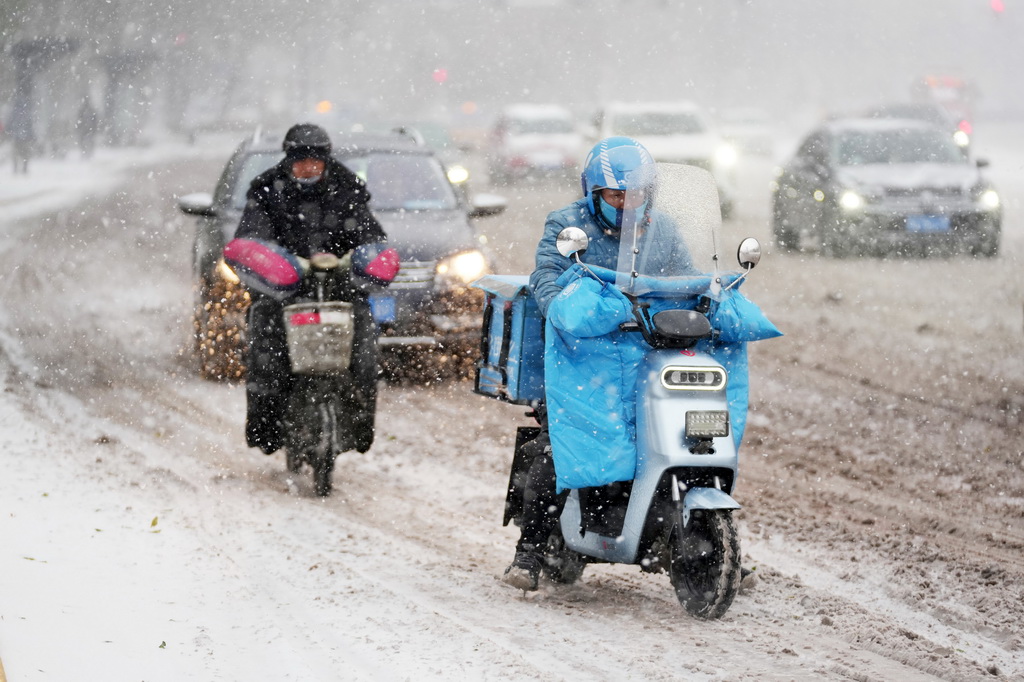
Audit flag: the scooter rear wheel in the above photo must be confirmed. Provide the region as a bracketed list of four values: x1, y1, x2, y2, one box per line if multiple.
[669, 509, 741, 619]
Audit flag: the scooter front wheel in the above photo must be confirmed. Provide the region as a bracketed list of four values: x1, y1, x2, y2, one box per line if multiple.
[669, 509, 741, 619]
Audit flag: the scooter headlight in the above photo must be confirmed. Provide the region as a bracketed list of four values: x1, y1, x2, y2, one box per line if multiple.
[661, 366, 726, 391]
[685, 410, 730, 439]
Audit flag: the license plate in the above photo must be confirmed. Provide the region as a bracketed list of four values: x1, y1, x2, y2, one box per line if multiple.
[369, 295, 396, 323]
[906, 215, 950, 233]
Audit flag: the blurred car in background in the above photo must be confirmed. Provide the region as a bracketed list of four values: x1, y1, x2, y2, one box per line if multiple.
[862, 102, 971, 153]
[591, 101, 738, 218]
[177, 128, 507, 380]
[392, 121, 473, 201]
[486, 103, 584, 183]
[718, 107, 775, 157]
[771, 117, 1000, 258]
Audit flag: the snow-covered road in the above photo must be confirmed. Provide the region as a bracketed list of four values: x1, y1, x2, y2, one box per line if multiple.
[1, 127, 1022, 681]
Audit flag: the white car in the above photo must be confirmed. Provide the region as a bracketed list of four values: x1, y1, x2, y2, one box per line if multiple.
[591, 101, 738, 217]
[487, 104, 585, 183]
[719, 107, 775, 157]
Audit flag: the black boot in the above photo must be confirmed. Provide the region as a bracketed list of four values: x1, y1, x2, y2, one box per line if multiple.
[502, 544, 543, 591]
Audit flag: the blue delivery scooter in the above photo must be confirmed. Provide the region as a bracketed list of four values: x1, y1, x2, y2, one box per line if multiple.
[474, 164, 780, 619]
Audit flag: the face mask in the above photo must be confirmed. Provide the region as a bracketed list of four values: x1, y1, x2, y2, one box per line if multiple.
[598, 195, 647, 231]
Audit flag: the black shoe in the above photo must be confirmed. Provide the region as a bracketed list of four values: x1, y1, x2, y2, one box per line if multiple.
[246, 420, 282, 455]
[502, 551, 543, 591]
[246, 397, 283, 454]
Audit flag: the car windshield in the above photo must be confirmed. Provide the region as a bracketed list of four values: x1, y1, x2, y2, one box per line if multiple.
[833, 128, 964, 165]
[346, 153, 458, 210]
[611, 112, 706, 136]
[508, 118, 575, 134]
[229, 151, 458, 211]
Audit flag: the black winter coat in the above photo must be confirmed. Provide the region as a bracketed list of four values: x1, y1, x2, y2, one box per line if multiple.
[235, 157, 387, 258]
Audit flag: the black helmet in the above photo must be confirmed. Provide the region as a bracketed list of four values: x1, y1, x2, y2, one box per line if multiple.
[282, 123, 332, 161]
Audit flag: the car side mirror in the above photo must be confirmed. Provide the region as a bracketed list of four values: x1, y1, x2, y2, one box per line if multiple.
[976, 158, 990, 169]
[178, 192, 216, 217]
[556, 227, 590, 260]
[469, 193, 508, 218]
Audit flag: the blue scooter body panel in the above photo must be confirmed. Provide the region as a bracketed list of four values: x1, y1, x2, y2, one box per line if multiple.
[561, 348, 739, 564]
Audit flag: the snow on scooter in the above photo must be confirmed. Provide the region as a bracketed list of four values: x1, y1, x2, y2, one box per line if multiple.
[473, 163, 781, 618]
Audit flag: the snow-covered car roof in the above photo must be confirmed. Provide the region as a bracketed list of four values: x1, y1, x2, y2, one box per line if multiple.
[602, 101, 705, 114]
[499, 103, 574, 121]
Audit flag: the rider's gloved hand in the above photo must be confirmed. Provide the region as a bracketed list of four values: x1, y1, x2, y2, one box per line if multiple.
[547, 269, 631, 338]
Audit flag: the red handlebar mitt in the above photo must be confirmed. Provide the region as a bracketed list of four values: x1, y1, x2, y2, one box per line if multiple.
[354, 244, 400, 286]
[223, 238, 303, 299]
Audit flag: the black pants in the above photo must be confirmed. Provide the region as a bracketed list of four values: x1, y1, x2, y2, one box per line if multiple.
[517, 436, 569, 553]
[245, 296, 378, 449]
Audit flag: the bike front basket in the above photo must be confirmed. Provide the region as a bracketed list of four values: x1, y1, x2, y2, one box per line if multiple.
[282, 301, 354, 374]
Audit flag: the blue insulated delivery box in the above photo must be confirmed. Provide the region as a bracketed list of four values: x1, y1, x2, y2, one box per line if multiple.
[472, 275, 545, 404]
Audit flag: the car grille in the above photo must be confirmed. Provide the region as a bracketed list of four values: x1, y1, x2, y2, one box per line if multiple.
[390, 260, 435, 290]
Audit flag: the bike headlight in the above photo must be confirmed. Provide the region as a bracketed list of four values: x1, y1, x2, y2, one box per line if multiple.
[217, 258, 240, 284]
[436, 250, 488, 285]
[715, 143, 738, 168]
[978, 189, 1000, 211]
[685, 410, 730, 439]
[839, 189, 865, 212]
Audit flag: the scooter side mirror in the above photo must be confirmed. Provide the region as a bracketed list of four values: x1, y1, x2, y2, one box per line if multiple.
[737, 237, 761, 269]
[556, 227, 590, 260]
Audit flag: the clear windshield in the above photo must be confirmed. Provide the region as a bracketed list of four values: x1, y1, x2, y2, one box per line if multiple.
[346, 154, 459, 210]
[229, 151, 459, 211]
[614, 163, 722, 295]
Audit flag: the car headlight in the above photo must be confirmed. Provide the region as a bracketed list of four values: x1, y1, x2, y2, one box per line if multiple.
[839, 189, 865, 211]
[446, 164, 470, 185]
[715, 143, 738, 168]
[953, 130, 970, 148]
[978, 188, 1000, 211]
[217, 258, 241, 284]
[436, 250, 489, 285]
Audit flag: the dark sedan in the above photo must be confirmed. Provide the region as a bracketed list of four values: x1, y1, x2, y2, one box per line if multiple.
[771, 118, 1001, 258]
[177, 129, 506, 380]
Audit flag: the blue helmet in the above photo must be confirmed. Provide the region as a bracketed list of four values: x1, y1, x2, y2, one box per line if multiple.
[580, 136, 656, 217]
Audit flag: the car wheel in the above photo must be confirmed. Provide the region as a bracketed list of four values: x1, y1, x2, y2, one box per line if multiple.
[193, 276, 249, 381]
[971, 223, 1001, 258]
[771, 196, 798, 252]
[820, 209, 853, 259]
